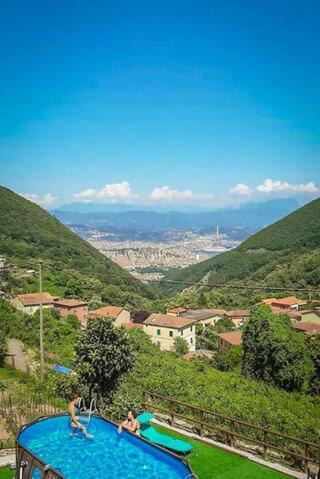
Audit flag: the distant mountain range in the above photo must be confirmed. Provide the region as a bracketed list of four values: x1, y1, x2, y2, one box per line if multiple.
[52, 198, 300, 233]
[161, 196, 320, 294]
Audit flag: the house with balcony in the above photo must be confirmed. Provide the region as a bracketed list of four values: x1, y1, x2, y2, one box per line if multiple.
[143, 313, 196, 351]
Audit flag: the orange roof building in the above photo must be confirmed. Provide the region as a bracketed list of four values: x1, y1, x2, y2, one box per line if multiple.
[143, 313, 196, 352]
[217, 331, 242, 353]
[12, 292, 56, 315]
[88, 305, 131, 327]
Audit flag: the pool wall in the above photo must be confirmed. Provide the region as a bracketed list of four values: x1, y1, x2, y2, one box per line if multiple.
[15, 413, 193, 479]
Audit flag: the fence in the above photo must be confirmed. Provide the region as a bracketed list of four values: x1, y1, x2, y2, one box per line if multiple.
[143, 391, 320, 473]
[0, 389, 64, 449]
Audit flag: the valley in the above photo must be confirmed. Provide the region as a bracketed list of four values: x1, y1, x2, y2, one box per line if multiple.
[69, 225, 241, 281]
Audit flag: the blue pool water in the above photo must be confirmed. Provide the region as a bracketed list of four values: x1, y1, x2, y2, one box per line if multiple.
[18, 415, 191, 479]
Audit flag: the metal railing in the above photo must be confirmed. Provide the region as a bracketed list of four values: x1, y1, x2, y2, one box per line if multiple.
[143, 391, 320, 473]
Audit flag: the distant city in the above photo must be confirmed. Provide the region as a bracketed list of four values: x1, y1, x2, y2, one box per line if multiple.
[71, 225, 241, 281]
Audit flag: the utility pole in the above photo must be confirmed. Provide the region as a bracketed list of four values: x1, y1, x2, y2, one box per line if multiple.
[39, 259, 44, 382]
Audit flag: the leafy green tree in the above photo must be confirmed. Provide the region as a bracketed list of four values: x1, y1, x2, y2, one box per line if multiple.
[214, 316, 234, 333]
[0, 330, 7, 367]
[75, 317, 135, 401]
[212, 346, 243, 372]
[242, 304, 314, 392]
[310, 335, 320, 395]
[173, 336, 189, 356]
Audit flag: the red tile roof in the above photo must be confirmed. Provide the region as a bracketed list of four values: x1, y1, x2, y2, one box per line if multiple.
[168, 307, 188, 314]
[264, 296, 307, 307]
[54, 299, 88, 308]
[123, 322, 143, 330]
[292, 321, 320, 335]
[89, 306, 123, 318]
[217, 331, 242, 346]
[144, 313, 196, 329]
[16, 293, 55, 306]
[224, 310, 250, 318]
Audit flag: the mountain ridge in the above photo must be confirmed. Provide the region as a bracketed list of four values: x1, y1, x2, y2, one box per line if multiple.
[52, 198, 300, 232]
[161, 196, 320, 294]
[0, 187, 152, 304]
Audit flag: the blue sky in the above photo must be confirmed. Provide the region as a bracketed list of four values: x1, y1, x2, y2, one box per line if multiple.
[0, 0, 319, 208]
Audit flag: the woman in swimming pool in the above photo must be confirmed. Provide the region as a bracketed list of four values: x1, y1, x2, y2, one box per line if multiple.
[118, 410, 140, 435]
[68, 394, 92, 438]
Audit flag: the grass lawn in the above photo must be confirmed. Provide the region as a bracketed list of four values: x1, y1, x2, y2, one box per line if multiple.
[155, 424, 290, 479]
[0, 467, 14, 479]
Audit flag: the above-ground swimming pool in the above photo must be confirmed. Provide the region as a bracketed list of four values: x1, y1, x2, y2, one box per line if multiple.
[17, 414, 193, 479]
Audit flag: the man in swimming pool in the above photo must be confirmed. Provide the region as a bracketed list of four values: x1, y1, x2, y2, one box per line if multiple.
[118, 410, 140, 435]
[68, 395, 93, 438]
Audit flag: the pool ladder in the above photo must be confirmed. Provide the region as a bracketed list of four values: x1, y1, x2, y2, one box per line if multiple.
[184, 475, 199, 479]
[78, 397, 97, 426]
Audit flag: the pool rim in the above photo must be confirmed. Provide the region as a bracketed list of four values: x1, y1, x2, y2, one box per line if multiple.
[16, 412, 194, 479]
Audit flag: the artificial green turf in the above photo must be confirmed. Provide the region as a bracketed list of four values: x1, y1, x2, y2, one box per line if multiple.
[0, 467, 14, 479]
[155, 424, 289, 479]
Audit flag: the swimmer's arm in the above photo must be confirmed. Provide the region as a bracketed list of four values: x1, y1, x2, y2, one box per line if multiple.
[118, 419, 128, 433]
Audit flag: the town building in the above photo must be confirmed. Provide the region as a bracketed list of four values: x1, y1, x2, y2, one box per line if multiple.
[180, 308, 226, 327]
[292, 321, 320, 336]
[88, 305, 130, 327]
[12, 293, 56, 315]
[143, 313, 196, 352]
[262, 296, 307, 314]
[289, 310, 320, 324]
[54, 299, 89, 328]
[223, 310, 250, 327]
[217, 331, 242, 354]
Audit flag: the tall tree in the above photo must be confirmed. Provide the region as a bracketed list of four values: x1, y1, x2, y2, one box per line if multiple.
[242, 304, 314, 392]
[75, 317, 135, 401]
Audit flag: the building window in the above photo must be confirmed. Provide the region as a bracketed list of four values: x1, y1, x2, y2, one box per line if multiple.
[190, 337, 193, 345]
[169, 330, 173, 337]
[156, 341, 161, 348]
[157, 329, 161, 336]
[180, 330, 183, 336]
[190, 326, 193, 332]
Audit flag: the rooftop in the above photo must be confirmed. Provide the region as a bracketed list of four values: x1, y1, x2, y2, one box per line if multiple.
[181, 309, 226, 321]
[54, 299, 88, 307]
[224, 310, 250, 318]
[89, 305, 123, 318]
[144, 313, 196, 329]
[292, 321, 320, 335]
[263, 296, 308, 306]
[167, 307, 188, 314]
[217, 331, 242, 345]
[16, 292, 55, 305]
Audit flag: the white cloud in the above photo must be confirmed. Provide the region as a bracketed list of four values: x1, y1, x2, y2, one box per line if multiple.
[149, 186, 215, 203]
[256, 179, 318, 194]
[150, 186, 194, 201]
[22, 193, 57, 207]
[73, 182, 137, 203]
[229, 183, 252, 195]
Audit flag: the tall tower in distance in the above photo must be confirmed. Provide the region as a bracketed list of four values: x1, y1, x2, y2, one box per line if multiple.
[216, 225, 219, 240]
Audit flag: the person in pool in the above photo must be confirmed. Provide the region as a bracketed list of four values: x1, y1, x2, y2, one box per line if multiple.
[118, 410, 140, 435]
[68, 395, 93, 438]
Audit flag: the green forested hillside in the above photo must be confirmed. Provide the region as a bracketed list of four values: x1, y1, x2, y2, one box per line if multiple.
[162, 197, 320, 297]
[0, 187, 153, 307]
